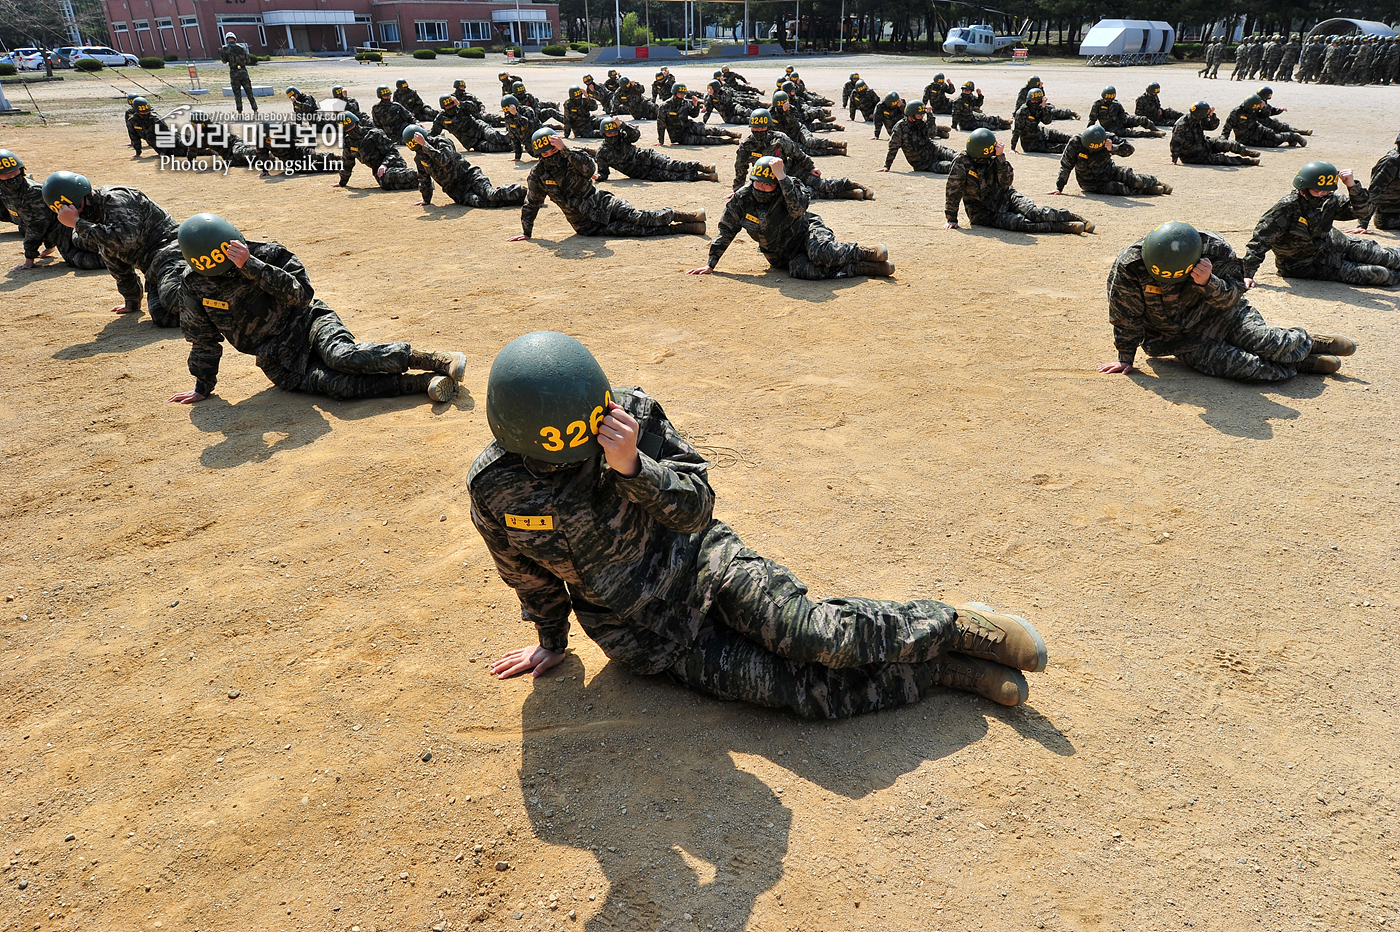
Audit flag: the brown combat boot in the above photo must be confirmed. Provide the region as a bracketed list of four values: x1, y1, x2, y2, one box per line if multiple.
[951, 603, 1048, 672]
[856, 260, 895, 277]
[400, 372, 455, 400]
[1296, 354, 1341, 374]
[1157, 182, 1173, 195]
[858, 243, 888, 262]
[840, 186, 866, 199]
[673, 207, 706, 223]
[1061, 221, 1086, 234]
[674, 221, 707, 235]
[1309, 333, 1356, 356]
[407, 350, 467, 382]
[930, 655, 1028, 707]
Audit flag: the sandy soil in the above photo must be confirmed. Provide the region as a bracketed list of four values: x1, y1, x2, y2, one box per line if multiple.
[1, 54, 1398, 932]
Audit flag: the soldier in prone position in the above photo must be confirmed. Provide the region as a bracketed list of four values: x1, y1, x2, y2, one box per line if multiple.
[593, 116, 718, 184]
[945, 131, 1092, 235]
[0, 151, 105, 272]
[333, 112, 417, 191]
[403, 126, 525, 209]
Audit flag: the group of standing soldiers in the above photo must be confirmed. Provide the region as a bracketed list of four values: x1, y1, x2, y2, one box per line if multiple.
[1218, 33, 1400, 86]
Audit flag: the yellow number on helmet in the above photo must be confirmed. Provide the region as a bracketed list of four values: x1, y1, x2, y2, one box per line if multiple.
[566, 421, 590, 447]
[539, 426, 564, 451]
[0, 157, 15, 169]
[590, 404, 605, 434]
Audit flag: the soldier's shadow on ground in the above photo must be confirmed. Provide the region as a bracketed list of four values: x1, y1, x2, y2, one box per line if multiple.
[528, 236, 616, 261]
[1, 263, 106, 296]
[52, 310, 183, 360]
[1128, 360, 1348, 439]
[514, 658, 1072, 932]
[955, 226, 1039, 246]
[1252, 278, 1400, 312]
[717, 270, 882, 302]
[187, 385, 473, 468]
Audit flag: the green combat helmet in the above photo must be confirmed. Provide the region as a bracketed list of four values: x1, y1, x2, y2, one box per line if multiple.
[771, 90, 790, 106]
[1245, 94, 1264, 111]
[1101, 86, 1117, 99]
[530, 127, 558, 155]
[133, 96, 152, 113]
[439, 94, 456, 110]
[1257, 86, 1273, 100]
[332, 85, 347, 99]
[285, 86, 299, 98]
[1146, 82, 1161, 94]
[337, 111, 359, 130]
[749, 108, 772, 130]
[600, 116, 621, 136]
[569, 84, 585, 99]
[1293, 160, 1339, 191]
[0, 149, 22, 173]
[906, 102, 928, 119]
[932, 73, 944, 84]
[395, 79, 409, 89]
[713, 70, 724, 80]
[1082, 125, 1108, 148]
[1190, 100, 1212, 120]
[672, 83, 688, 96]
[41, 171, 91, 214]
[1028, 87, 1045, 102]
[966, 128, 997, 158]
[401, 124, 427, 148]
[850, 72, 860, 82]
[750, 155, 780, 182]
[1141, 221, 1203, 281]
[881, 91, 900, 106]
[376, 85, 391, 99]
[485, 331, 613, 465]
[178, 212, 243, 277]
[501, 95, 519, 111]
[1027, 74, 1042, 87]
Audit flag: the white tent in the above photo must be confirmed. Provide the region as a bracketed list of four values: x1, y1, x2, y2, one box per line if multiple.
[1079, 19, 1175, 65]
[1307, 18, 1396, 38]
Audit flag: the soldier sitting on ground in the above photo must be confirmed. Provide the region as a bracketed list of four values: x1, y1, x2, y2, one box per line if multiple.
[611, 77, 658, 120]
[44, 170, 185, 326]
[1254, 86, 1312, 136]
[1362, 130, 1400, 231]
[1015, 75, 1044, 110]
[593, 116, 718, 184]
[702, 80, 754, 126]
[1010, 87, 1077, 154]
[502, 95, 562, 161]
[872, 91, 905, 140]
[1101, 220, 1355, 381]
[922, 73, 955, 114]
[509, 129, 707, 242]
[559, 85, 601, 139]
[451, 79, 504, 126]
[1, 151, 105, 272]
[1134, 83, 1183, 126]
[734, 109, 868, 200]
[1243, 160, 1400, 288]
[1052, 126, 1170, 197]
[1171, 101, 1259, 167]
[330, 85, 365, 121]
[771, 92, 847, 156]
[393, 78, 437, 122]
[431, 95, 513, 153]
[878, 102, 957, 175]
[945, 130, 1093, 235]
[1087, 86, 1164, 139]
[371, 85, 416, 142]
[403, 125, 526, 209]
[951, 82, 1011, 131]
[657, 85, 740, 146]
[332, 112, 417, 191]
[170, 213, 466, 405]
[1221, 95, 1307, 148]
[472, 330, 1046, 718]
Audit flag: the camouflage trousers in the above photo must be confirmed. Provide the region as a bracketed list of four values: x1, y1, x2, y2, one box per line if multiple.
[762, 216, 862, 279]
[954, 113, 1010, 132]
[145, 243, 188, 328]
[1371, 210, 1400, 231]
[1236, 125, 1306, 148]
[576, 193, 677, 237]
[802, 172, 862, 199]
[971, 192, 1085, 234]
[444, 178, 526, 208]
[1184, 138, 1255, 166]
[470, 131, 515, 153]
[907, 156, 954, 174]
[1169, 304, 1313, 381]
[297, 311, 415, 399]
[1077, 165, 1161, 196]
[230, 72, 258, 113]
[1105, 116, 1160, 138]
[673, 125, 735, 146]
[620, 150, 708, 182]
[375, 155, 419, 191]
[1021, 127, 1072, 154]
[1276, 230, 1400, 285]
[560, 115, 600, 139]
[796, 131, 843, 155]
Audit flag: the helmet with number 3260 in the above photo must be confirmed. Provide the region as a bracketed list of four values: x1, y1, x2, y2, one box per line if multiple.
[486, 332, 613, 464]
[178, 212, 244, 277]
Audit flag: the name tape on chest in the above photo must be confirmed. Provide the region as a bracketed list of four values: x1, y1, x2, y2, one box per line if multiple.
[505, 514, 554, 531]
[202, 297, 230, 310]
[1298, 216, 1308, 226]
[1144, 285, 1163, 295]
[745, 213, 760, 223]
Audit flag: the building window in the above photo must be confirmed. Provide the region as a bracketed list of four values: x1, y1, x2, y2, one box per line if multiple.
[461, 21, 491, 41]
[112, 21, 129, 33]
[156, 17, 173, 29]
[134, 19, 150, 32]
[524, 21, 552, 41]
[379, 21, 400, 43]
[179, 15, 197, 27]
[355, 14, 371, 24]
[414, 20, 448, 43]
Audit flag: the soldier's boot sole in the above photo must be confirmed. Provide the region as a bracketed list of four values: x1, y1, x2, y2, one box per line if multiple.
[930, 655, 1029, 707]
[1299, 129, 1314, 135]
[1158, 182, 1173, 195]
[674, 221, 707, 235]
[1296, 354, 1341, 375]
[856, 260, 895, 277]
[952, 603, 1048, 673]
[427, 375, 457, 402]
[1309, 333, 1356, 356]
[1061, 221, 1086, 235]
[673, 207, 706, 223]
[858, 242, 888, 262]
[1246, 157, 1261, 166]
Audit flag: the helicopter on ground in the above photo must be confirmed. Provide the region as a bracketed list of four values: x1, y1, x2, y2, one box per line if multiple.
[942, 20, 1030, 58]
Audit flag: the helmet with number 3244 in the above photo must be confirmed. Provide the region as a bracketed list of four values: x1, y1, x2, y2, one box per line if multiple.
[486, 331, 613, 464]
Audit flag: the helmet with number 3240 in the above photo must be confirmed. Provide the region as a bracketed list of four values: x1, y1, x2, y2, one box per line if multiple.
[486, 332, 613, 464]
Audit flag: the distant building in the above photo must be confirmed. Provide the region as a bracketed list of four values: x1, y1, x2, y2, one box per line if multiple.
[97, 0, 560, 58]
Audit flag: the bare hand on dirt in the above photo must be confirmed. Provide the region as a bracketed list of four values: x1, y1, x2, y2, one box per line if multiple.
[167, 390, 207, 404]
[490, 645, 565, 679]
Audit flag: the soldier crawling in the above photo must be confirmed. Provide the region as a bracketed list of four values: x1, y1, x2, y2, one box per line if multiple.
[945, 130, 1093, 235]
[593, 116, 718, 184]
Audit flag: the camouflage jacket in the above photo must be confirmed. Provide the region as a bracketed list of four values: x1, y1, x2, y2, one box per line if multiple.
[1280, 41, 1302, 68]
[594, 121, 647, 180]
[412, 135, 459, 203]
[371, 99, 415, 139]
[650, 75, 675, 100]
[1220, 104, 1265, 141]
[562, 95, 598, 125]
[1134, 93, 1171, 122]
[922, 83, 953, 113]
[467, 387, 734, 672]
[503, 105, 542, 142]
[944, 152, 1015, 224]
[393, 87, 429, 114]
[1366, 148, 1400, 222]
[885, 117, 954, 170]
[1170, 114, 1220, 162]
[875, 100, 905, 129]
[3, 175, 61, 259]
[289, 91, 318, 116]
[657, 95, 703, 144]
[452, 88, 485, 117]
[341, 97, 366, 121]
[521, 147, 605, 237]
[709, 176, 812, 269]
[431, 108, 498, 150]
[339, 126, 405, 185]
[851, 87, 879, 113]
[841, 79, 858, 107]
[74, 185, 180, 311]
[772, 105, 811, 142]
[178, 240, 327, 396]
[732, 129, 813, 190]
[500, 73, 524, 95]
[951, 92, 987, 127]
[702, 90, 749, 124]
[1243, 187, 1370, 276]
[1087, 98, 1131, 132]
[612, 83, 646, 112]
[220, 42, 253, 75]
[1107, 230, 1247, 364]
[1010, 102, 1071, 152]
[1056, 135, 1135, 191]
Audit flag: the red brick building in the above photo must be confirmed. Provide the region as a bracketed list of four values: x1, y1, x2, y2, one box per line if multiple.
[98, 0, 561, 58]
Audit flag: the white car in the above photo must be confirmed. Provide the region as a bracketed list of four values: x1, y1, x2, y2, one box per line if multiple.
[71, 46, 140, 67]
[6, 48, 54, 70]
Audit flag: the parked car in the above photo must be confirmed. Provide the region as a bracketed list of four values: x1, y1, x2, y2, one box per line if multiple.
[71, 46, 139, 67]
[54, 46, 81, 68]
[6, 48, 56, 70]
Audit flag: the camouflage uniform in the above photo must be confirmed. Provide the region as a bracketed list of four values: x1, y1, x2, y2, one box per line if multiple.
[1297, 39, 1325, 83]
[944, 153, 1086, 233]
[179, 241, 433, 400]
[658, 94, 733, 146]
[1108, 231, 1312, 381]
[772, 105, 841, 155]
[220, 41, 258, 113]
[1134, 91, 1183, 126]
[288, 89, 319, 118]
[339, 94, 367, 122]
[1278, 38, 1301, 81]
[841, 78, 860, 118]
[1260, 39, 1283, 80]
[431, 106, 513, 153]
[560, 94, 601, 138]
[1365, 146, 1400, 230]
[123, 103, 142, 153]
[1381, 40, 1400, 85]
[512, 88, 564, 124]
[709, 177, 868, 280]
[73, 185, 184, 325]
[372, 98, 416, 141]
[393, 85, 437, 122]
[884, 117, 956, 173]
[921, 80, 954, 115]
[720, 70, 752, 91]
[412, 135, 525, 208]
[703, 87, 753, 125]
[503, 105, 547, 160]
[500, 73, 524, 96]
[951, 91, 1010, 131]
[850, 85, 879, 122]
[1221, 103, 1305, 147]
[612, 81, 658, 120]
[520, 148, 679, 238]
[1056, 136, 1162, 195]
[873, 98, 905, 139]
[595, 121, 710, 183]
[0, 174, 105, 269]
[1351, 40, 1375, 85]
[733, 129, 858, 199]
[1170, 113, 1256, 166]
[1322, 41, 1345, 85]
[1010, 101, 1076, 154]
[453, 87, 505, 126]
[1244, 185, 1400, 286]
[1201, 40, 1224, 78]
[1244, 39, 1266, 79]
[467, 388, 961, 720]
[125, 110, 169, 157]
[651, 72, 675, 101]
[1087, 97, 1159, 138]
[339, 124, 418, 189]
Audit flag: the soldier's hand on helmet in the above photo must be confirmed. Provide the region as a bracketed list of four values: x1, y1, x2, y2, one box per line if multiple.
[167, 389, 208, 404]
[994, 141, 1005, 157]
[769, 158, 787, 180]
[1189, 257, 1213, 285]
[1097, 361, 1135, 374]
[598, 401, 642, 478]
[490, 645, 565, 679]
[1339, 168, 1354, 187]
[56, 205, 80, 228]
[224, 239, 250, 269]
